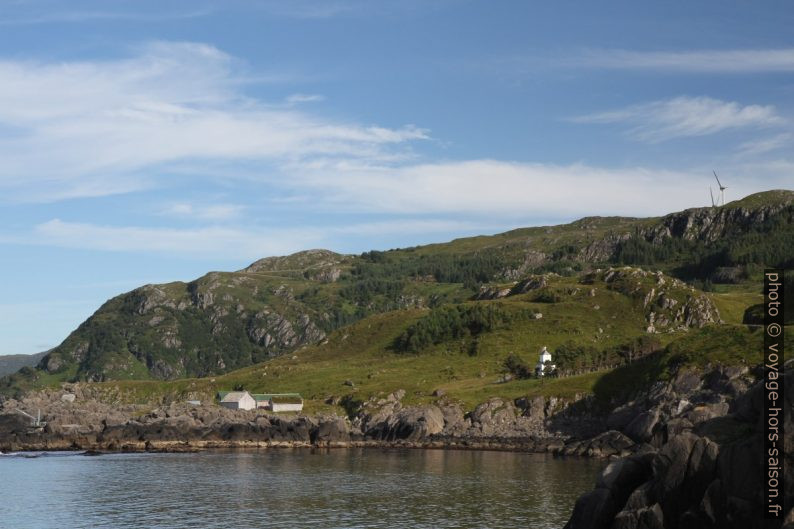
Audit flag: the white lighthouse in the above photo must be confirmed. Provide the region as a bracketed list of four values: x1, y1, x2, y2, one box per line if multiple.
[535, 346, 555, 377]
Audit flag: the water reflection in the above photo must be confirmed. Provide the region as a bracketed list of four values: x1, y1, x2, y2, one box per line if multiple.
[0, 449, 604, 529]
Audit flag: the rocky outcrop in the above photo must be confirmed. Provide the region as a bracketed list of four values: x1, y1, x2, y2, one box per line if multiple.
[564, 366, 793, 529]
[595, 267, 722, 331]
[246, 311, 326, 355]
[642, 196, 794, 245]
[579, 233, 632, 262]
[510, 274, 552, 295]
[243, 249, 346, 274]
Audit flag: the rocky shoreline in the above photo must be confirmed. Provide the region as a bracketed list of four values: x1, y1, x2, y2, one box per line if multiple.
[0, 363, 766, 458]
[0, 380, 635, 457]
[2, 363, 791, 528]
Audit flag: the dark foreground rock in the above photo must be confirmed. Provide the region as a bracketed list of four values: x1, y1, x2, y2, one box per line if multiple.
[565, 366, 793, 529]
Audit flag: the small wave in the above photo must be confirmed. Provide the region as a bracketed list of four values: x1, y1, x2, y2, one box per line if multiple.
[0, 451, 88, 458]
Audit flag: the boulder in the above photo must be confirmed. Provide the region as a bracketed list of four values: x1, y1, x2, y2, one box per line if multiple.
[624, 410, 660, 444]
[607, 404, 643, 431]
[685, 402, 729, 425]
[672, 370, 701, 395]
[439, 404, 466, 433]
[610, 503, 664, 529]
[651, 433, 719, 525]
[597, 455, 654, 509]
[312, 417, 350, 443]
[364, 404, 445, 441]
[564, 488, 617, 529]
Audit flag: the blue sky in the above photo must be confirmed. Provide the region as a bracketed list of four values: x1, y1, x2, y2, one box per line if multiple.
[1, 0, 793, 355]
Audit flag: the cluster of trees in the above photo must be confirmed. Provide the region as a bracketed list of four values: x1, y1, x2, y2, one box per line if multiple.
[614, 234, 693, 266]
[503, 353, 533, 379]
[503, 336, 662, 380]
[352, 250, 519, 290]
[554, 336, 662, 376]
[338, 278, 406, 303]
[394, 304, 520, 354]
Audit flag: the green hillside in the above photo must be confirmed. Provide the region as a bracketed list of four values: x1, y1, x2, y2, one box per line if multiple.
[27, 268, 792, 416]
[1, 190, 792, 398]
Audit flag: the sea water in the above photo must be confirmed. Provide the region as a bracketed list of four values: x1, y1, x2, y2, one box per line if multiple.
[0, 449, 602, 529]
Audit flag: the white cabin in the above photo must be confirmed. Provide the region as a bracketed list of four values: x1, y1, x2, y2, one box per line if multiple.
[535, 346, 556, 376]
[271, 401, 304, 413]
[219, 391, 256, 410]
[252, 393, 304, 413]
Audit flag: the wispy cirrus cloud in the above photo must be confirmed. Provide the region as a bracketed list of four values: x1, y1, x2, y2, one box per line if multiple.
[577, 48, 794, 73]
[0, 41, 428, 202]
[9, 217, 490, 260]
[2, 159, 790, 260]
[161, 202, 246, 221]
[26, 219, 315, 259]
[571, 96, 783, 142]
[285, 93, 325, 105]
[736, 133, 793, 157]
[0, 3, 213, 25]
[285, 159, 787, 218]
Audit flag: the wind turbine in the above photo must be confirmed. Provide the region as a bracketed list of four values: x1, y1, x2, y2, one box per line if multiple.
[709, 187, 716, 208]
[713, 171, 727, 206]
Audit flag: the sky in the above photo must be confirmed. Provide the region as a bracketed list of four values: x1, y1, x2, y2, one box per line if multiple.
[1, 0, 793, 356]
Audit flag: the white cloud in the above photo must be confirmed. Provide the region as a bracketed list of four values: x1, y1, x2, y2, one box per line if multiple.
[286, 93, 325, 105]
[6, 217, 484, 260]
[0, 41, 428, 202]
[162, 202, 246, 221]
[579, 48, 794, 73]
[24, 219, 317, 259]
[572, 96, 782, 142]
[736, 133, 793, 157]
[287, 159, 788, 218]
[3, 160, 789, 260]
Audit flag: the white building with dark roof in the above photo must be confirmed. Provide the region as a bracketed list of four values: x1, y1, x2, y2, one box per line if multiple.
[218, 391, 256, 410]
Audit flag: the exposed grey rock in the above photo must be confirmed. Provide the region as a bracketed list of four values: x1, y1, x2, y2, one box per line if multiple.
[651, 433, 719, 523]
[565, 368, 788, 529]
[564, 488, 617, 529]
[510, 275, 549, 295]
[247, 311, 325, 354]
[672, 370, 701, 395]
[610, 503, 664, 529]
[685, 401, 729, 425]
[365, 404, 445, 441]
[311, 416, 350, 443]
[559, 430, 635, 458]
[624, 410, 659, 444]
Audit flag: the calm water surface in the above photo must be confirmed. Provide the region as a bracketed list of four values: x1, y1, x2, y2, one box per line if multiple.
[0, 449, 602, 529]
